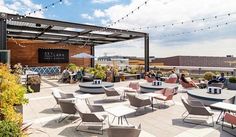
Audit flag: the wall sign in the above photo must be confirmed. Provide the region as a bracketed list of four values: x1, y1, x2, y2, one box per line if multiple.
[38, 48, 69, 63]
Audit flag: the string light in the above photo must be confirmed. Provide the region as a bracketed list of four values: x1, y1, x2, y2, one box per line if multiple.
[10, 37, 26, 48]
[6, 0, 62, 22]
[82, 0, 153, 47]
[106, 0, 150, 28]
[158, 20, 236, 38]
[131, 11, 236, 31]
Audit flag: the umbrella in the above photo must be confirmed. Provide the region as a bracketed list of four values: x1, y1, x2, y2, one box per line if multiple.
[71, 53, 94, 67]
[71, 53, 94, 58]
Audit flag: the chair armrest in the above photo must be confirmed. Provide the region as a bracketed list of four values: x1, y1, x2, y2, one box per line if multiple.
[82, 113, 103, 122]
[88, 105, 105, 112]
[189, 100, 204, 107]
[58, 98, 76, 103]
[191, 106, 213, 116]
[136, 96, 151, 105]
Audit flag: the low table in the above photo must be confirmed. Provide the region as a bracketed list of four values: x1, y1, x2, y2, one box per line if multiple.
[106, 105, 136, 125]
[187, 89, 236, 106]
[210, 102, 236, 124]
[79, 82, 114, 94]
[140, 82, 178, 93]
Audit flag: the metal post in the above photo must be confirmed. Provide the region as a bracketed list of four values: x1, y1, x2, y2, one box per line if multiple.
[0, 13, 7, 50]
[144, 34, 149, 72]
[91, 45, 95, 67]
[0, 13, 7, 64]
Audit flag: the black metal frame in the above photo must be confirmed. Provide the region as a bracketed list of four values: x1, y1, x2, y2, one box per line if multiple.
[0, 12, 150, 72]
[76, 121, 104, 135]
[222, 119, 236, 136]
[182, 112, 214, 127]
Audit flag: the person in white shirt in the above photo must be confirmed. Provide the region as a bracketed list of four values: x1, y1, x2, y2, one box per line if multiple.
[169, 70, 178, 79]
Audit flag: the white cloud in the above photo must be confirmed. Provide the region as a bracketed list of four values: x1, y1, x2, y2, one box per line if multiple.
[101, 19, 109, 25]
[0, 0, 4, 5]
[0, 0, 17, 13]
[20, 0, 41, 9]
[92, 0, 118, 4]
[63, 0, 71, 6]
[81, 13, 93, 20]
[95, 0, 236, 57]
[94, 9, 106, 18]
[95, 38, 236, 58]
[0, 0, 44, 18]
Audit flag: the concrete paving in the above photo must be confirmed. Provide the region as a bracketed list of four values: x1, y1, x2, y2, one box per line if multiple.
[23, 78, 236, 137]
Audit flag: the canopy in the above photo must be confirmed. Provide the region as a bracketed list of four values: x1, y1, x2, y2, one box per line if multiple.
[71, 53, 94, 58]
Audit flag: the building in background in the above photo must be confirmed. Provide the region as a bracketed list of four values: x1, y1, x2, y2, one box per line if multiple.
[96, 56, 129, 67]
[151, 55, 236, 68]
[96, 56, 156, 66]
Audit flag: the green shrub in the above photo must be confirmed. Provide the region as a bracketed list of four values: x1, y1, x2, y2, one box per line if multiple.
[27, 76, 41, 85]
[0, 120, 23, 137]
[0, 64, 28, 125]
[94, 70, 106, 80]
[67, 63, 78, 72]
[229, 77, 236, 83]
[203, 72, 215, 81]
[130, 67, 138, 74]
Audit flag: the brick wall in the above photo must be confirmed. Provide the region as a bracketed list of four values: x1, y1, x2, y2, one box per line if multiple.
[7, 39, 92, 69]
[179, 56, 236, 67]
[152, 56, 180, 66]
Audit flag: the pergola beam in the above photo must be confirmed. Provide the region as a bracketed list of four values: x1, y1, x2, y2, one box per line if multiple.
[2, 12, 149, 70]
[6, 13, 146, 37]
[7, 31, 123, 43]
[7, 35, 109, 45]
[34, 25, 53, 40]
[7, 25, 133, 41]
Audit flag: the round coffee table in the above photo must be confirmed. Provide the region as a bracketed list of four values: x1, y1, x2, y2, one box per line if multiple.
[79, 82, 114, 94]
[139, 82, 178, 93]
[187, 89, 236, 106]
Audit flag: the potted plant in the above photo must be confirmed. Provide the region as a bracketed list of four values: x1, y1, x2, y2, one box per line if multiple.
[67, 63, 78, 72]
[94, 70, 106, 81]
[203, 72, 216, 81]
[12, 63, 23, 75]
[228, 76, 236, 90]
[113, 68, 120, 82]
[27, 75, 41, 93]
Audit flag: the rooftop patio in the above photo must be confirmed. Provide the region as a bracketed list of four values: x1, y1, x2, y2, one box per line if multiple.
[23, 78, 236, 137]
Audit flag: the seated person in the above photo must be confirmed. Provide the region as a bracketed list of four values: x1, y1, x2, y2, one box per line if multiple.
[155, 72, 162, 81]
[145, 71, 156, 82]
[147, 71, 156, 78]
[165, 71, 178, 83]
[61, 68, 70, 83]
[180, 74, 198, 88]
[208, 73, 226, 84]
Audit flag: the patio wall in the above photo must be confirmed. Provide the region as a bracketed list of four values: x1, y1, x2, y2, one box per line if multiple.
[7, 39, 92, 69]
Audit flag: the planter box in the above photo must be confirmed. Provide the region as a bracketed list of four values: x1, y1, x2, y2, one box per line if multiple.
[28, 84, 40, 92]
[113, 76, 120, 82]
[228, 82, 236, 90]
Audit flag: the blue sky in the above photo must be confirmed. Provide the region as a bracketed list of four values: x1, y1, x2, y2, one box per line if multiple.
[1, 0, 236, 57]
